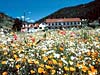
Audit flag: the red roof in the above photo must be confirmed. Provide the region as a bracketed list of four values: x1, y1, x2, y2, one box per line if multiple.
[35, 23, 39, 27]
[46, 18, 81, 23]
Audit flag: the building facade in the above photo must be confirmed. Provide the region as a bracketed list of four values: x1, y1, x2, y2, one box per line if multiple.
[21, 18, 82, 32]
[43, 18, 82, 29]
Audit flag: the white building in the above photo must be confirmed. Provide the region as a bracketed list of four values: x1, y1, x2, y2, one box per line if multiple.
[44, 18, 82, 29]
[21, 18, 82, 32]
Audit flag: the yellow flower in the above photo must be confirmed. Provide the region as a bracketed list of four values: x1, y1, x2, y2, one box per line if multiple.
[2, 71, 8, 75]
[58, 60, 63, 67]
[16, 64, 21, 69]
[52, 59, 57, 65]
[90, 65, 97, 74]
[64, 74, 68, 75]
[48, 60, 53, 64]
[3, 51, 8, 55]
[14, 54, 18, 58]
[92, 52, 98, 58]
[45, 65, 53, 69]
[39, 64, 44, 67]
[88, 69, 97, 75]
[1, 61, 7, 64]
[59, 47, 64, 51]
[51, 70, 56, 74]
[95, 37, 99, 41]
[53, 47, 57, 50]
[87, 51, 91, 56]
[33, 43, 37, 46]
[38, 67, 45, 73]
[70, 37, 74, 41]
[30, 70, 35, 74]
[82, 65, 88, 72]
[79, 56, 83, 60]
[12, 51, 16, 54]
[48, 55, 53, 59]
[22, 58, 27, 63]
[63, 56, 67, 59]
[92, 69, 97, 74]
[28, 59, 33, 64]
[98, 58, 100, 62]
[43, 56, 48, 61]
[15, 57, 20, 61]
[90, 65, 94, 70]
[64, 66, 69, 71]
[34, 60, 39, 64]
[70, 67, 75, 72]
[69, 61, 73, 65]
[76, 63, 81, 67]
[10, 32, 14, 35]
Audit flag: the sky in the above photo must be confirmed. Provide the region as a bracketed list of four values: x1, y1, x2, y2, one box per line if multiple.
[0, 0, 94, 22]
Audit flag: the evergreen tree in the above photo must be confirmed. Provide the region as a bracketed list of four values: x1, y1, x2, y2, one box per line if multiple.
[12, 18, 22, 31]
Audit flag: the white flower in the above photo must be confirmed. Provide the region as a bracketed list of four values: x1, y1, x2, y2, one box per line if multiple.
[61, 58, 68, 65]
[84, 57, 90, 60]
[41, 47, 48, 51]
[8, 59, 14, 62]
[78, 51, 82, 55]
[69, 61, 74, 65]
[92, 62, 95, 65]
[19, 54, 24, 57]
[7, 38, 11, 41]
[3, 48, 7, 50]
[30, 54, 34, 57]
[45, 50, 55, 55]
[71, 56, 75, 60]
[54, 53, 60, 58]
[96, 45, 100, 48]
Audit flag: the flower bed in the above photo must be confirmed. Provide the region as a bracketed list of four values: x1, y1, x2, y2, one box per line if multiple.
[0, 28, 100, 75]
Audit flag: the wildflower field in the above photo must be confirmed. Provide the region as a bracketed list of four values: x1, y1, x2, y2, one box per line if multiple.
[0, 28, 100, 75]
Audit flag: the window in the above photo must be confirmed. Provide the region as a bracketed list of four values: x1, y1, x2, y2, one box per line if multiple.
[42, 23, 44, 25]
[39, 27, 42, 29]
[34, 27, 37, 29]
[67, 22, 69, 25]
[74, 22, 77, 25]
[57, 22, 59, 25]
[55, 27, 58, 29]
[70, 22, 73, 25]
[78, 22, 80, 24]
[59, 22, 61, 25]
[63, 22, 65, 25]
[76, 22, 80, 25]
[48, 23, 50, 26]
[48, 27, 51, 29]
[64, 27, 66, 29]
[52, 23, 54, 26]
[55, 22, 57, 25]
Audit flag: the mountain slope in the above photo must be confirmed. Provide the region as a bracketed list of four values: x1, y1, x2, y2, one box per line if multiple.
[0, 12, 14, 29]
[35, 0, 100, 23]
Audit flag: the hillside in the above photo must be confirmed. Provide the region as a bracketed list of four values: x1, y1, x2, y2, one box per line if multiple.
[0, 12, 14, 29]
[35, 0, 100, 23]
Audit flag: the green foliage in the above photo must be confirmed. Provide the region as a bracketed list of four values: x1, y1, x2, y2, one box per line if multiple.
[0, 12, 14, 29]
[12, 18, 22, 31]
